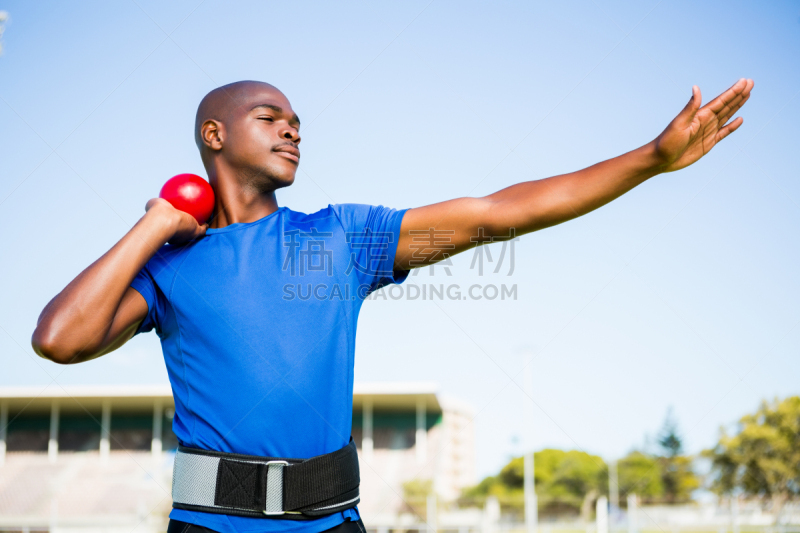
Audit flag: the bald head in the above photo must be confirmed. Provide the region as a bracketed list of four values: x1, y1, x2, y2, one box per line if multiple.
[194, 81, 302, 191]
[194, 81, 282, 151]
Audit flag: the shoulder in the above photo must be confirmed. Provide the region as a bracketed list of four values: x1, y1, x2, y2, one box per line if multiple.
[325, 203, 388, 229]
[142, 241, 196, 279]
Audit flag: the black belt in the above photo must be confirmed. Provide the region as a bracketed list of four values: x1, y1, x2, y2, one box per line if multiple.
[171, 439, 360, 519]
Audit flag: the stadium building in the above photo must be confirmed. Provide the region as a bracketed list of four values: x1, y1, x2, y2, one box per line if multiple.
[0, 383, 475, 533]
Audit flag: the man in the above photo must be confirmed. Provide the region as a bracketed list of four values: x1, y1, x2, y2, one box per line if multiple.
[31, 78, 754, 533]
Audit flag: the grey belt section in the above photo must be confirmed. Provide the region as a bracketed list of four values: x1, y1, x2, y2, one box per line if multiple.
[172, 452, 286, 513]
[171, 439, 361, 519]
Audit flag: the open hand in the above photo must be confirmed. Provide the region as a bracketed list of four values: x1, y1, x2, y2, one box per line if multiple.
[145, 198, 208, 245]
[655, 78, 754, 172]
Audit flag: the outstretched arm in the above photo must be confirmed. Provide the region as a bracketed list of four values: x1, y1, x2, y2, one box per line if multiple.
[395, 78, 754, 270]
[31, 199, 206, 364]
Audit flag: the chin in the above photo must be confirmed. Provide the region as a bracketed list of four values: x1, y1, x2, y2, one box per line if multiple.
[263, 158, 298, 188]
[243, 162, 296, 191]
[272, 174, 296, 190]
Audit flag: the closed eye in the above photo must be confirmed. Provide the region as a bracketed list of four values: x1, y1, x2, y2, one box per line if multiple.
[258, 117, 274, 122]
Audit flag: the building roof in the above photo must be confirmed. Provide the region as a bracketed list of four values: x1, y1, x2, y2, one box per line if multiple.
[0, 382, 444, 413]
[353, 382, 440, 412]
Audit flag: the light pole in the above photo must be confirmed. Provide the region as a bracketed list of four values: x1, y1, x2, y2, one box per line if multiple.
[610, 459, 619, 514]
[523, 362, 537, 533]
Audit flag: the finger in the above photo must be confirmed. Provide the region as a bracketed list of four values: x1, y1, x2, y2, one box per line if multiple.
[731, 78, 755, 107]
[717, 92, 748, 124]
[677, 85, 702, 126]
[717, 116, 744, 142]
[718, 92, 751, 126]
[145, 198, 160, 212]
[191, 223, 208, 241]
[705, 78, 748, 113]
[717, 81, 753, 124]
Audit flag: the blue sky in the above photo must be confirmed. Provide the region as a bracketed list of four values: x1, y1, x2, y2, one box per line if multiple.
[1, 0, 798, 479]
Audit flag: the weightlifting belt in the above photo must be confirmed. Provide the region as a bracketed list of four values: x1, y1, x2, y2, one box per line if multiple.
[171, 438, 360, 519]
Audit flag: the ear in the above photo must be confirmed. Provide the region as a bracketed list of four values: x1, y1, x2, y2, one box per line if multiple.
[201, 119, 224, 152]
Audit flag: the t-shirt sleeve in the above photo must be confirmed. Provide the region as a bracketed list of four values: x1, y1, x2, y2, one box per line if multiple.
[130, 266, 159, 335]
[331, 203, 409, 296]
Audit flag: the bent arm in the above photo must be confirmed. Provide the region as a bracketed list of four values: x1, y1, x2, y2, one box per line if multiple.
[395, 80, 753, 270]
[31, 200, 202, 364]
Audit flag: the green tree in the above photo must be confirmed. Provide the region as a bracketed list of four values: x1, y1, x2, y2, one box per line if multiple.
[658, 408, 683, 457]
[705, 396, 800, 513]
[461, 449, 607, 519]
[617, 451, 664, 502]
[402, 478, 433, 519]
[613, 411, 699, 505]
[656, 410, 699, 503]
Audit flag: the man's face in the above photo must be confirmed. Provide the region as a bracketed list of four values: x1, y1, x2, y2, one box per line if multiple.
[223, 86, 301, 190]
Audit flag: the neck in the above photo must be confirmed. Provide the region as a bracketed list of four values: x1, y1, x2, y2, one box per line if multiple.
[207, 162, 280, 229]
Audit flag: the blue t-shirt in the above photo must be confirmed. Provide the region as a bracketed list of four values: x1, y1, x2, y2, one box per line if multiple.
[130, 204, 408, 533]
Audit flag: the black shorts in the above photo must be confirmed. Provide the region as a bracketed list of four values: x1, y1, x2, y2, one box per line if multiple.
[167, 517, 366, 533]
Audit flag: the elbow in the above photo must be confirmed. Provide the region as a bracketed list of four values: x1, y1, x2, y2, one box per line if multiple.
[31, 327, 81, 365]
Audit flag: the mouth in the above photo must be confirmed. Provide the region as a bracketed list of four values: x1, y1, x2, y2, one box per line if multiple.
[273, 145, 300, 163]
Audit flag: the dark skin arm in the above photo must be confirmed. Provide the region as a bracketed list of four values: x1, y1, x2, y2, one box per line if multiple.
[395, 79, 754, 269]
[32, 80, 752, 364]
[31, 200, 206, 364]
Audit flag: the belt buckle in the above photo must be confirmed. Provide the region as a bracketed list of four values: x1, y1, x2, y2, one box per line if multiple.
[263, 460, 289, 516]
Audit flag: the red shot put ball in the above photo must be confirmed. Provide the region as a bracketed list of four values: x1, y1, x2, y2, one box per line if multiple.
[159, 174, 215, 225]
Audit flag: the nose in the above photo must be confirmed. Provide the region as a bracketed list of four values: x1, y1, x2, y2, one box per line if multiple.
[281, 124, 301, 144]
